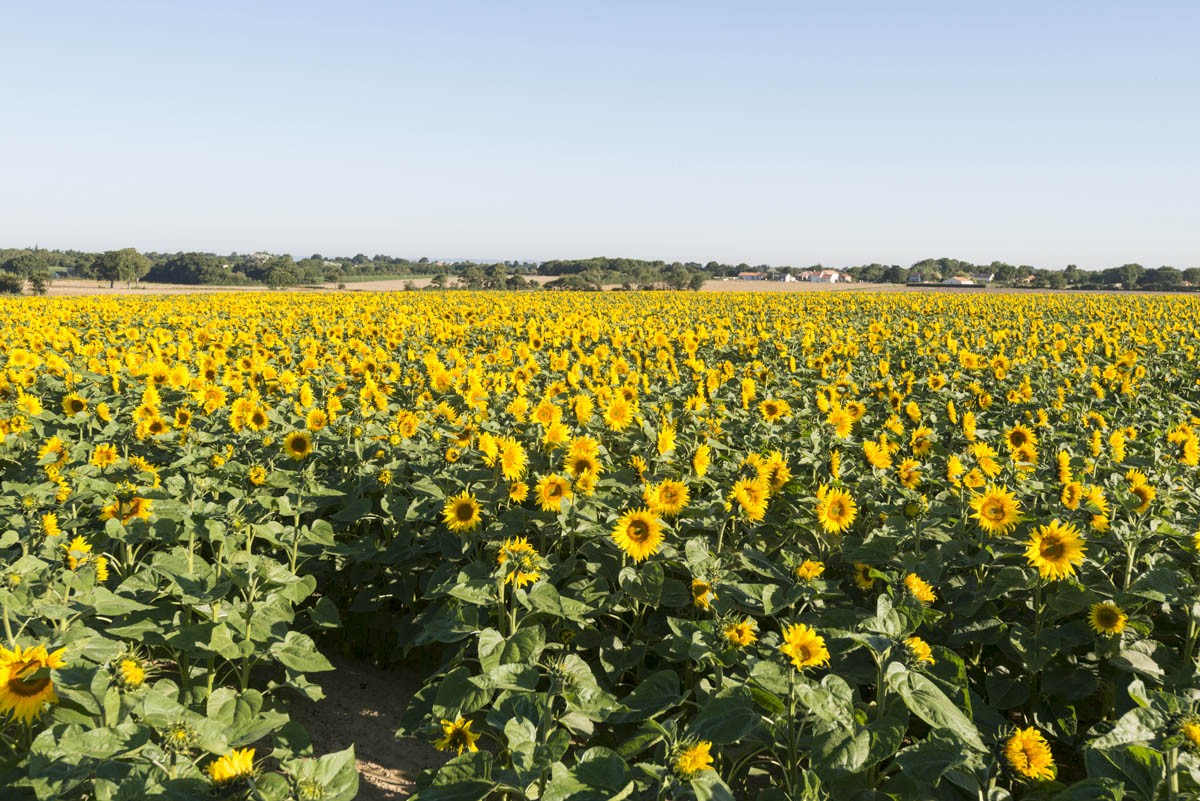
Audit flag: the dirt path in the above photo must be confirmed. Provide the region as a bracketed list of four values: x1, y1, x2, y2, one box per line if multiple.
[290, 654, 444, 799]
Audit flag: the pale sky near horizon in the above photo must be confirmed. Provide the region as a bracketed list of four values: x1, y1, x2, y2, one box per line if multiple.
[2, 2, 1197, 269]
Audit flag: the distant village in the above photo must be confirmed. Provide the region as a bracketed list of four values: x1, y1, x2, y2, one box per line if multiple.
[731, 268, 1002, 286]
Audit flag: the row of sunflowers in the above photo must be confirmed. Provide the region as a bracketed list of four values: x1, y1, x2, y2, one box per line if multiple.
[1, 289, 1199, 800]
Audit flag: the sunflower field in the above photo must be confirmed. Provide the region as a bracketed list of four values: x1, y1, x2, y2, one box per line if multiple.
[2, 290, 1200, 801]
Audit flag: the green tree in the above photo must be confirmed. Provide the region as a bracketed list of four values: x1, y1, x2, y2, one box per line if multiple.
[93, 248, 151, 287]
[1117, 263, 1144, 290]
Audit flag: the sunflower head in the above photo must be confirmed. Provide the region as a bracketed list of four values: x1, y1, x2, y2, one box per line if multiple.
[1088, 601, 1128, 636]
[1003, 727, 1056, 780]
[442, 491, 482, 533]
[283, 430, 313, 460]
[611, 509, 664, 562]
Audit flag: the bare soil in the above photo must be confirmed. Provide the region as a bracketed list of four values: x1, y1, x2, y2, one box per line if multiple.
[289, 654, 444, 800]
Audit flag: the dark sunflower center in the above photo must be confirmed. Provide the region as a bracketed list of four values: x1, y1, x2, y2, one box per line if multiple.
[1097, 608, 1119, 626]
[1041, 538, 1065, 559]
[829, 500, 845, 518]
[454, 503, 475, 522]
[984, 501, 1005, 520]
[627, 520, 651, 543]
[8, 661, 50, 697]
[546, 483, 563, 499]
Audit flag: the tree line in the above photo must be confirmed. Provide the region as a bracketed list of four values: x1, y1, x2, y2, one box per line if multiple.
[1, 247, 1197, 294]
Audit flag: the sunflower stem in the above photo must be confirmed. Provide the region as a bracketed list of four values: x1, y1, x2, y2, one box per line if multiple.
[1167, 746, 1180, 801]
[1, 601, 13, 648]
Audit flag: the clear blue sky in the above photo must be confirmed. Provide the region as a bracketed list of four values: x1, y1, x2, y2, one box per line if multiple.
[3, 2, 1197, 268]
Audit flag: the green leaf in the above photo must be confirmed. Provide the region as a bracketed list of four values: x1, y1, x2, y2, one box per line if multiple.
[689, 688, 764, 744]
[887, 667, 985, 752]
[608, 670, 681, 723]
[269, 632, 334, 673]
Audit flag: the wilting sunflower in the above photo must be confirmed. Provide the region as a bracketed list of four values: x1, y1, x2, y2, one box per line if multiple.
[969, 485, 1020, 536]
[863, 440, 893, 469]
[535, 474, 573, 512]
[1025, 519, 1086, 581]
[722, 618, 757, 647]
[1088, 601, 1127, 636]
[780, 623, 830, 671]
[897, 458, 921, 489]
[611, 509, 664, 562]
[795, 560, 825, 581]
[815, 486, 857, 534]
[434, 716, 480, 755]
[1182, 720, 1200, 749]
[904, 636, 935, 665]
[442, 491, 481, 533]
[0, 642, 67, 724]
[1004, 727, 1055, 780]
[281, 431, 312, 460]
[497, 537, 541, 587]
[691, 579, 717, 610]
[206, 748, 256, 785]
[904, 573, 937, 604]
[674, 740, 715, 777]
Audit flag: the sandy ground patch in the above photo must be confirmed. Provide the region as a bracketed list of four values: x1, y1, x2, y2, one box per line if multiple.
[289, 654, 444, 800]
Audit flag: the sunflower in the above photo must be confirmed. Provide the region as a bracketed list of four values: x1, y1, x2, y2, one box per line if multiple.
[1005, 424, 1037, 452]
[497, 536, 541, 587]
[814, 486, 856, 534]
[853, 562, 875, 591]
[795, 560, 825, 581]
[112, 653, 149, 690]
[730, 477, 770, 522]
[62, 393, 87, 416]
[63, 535, 92, 570]
[1130, 483, 1155, 514]
[248, 466, 267, 486]
[1183, 720, 1200, 749]
[779, 623, 830, 671]
[904, 573, 936, 604]
[283, 430, 313, 460]
[1004, 727, 1055, 780]
[897, 458, 921, 489]
[508, 481, 529, 503]
[442, 491, 481, 533]
[1025, 519, 1086, 581]
[611, 509, 665, 562]
[603, 397, 634, 431]
[40, 512, 60, 538]
[826, 405, 854, 438]
[0, 642, 67, 724]
[904, 636, 935, 665]
[674, 741, 715, 777]
[499, 439, 528, 480]
[970, 485, 1020, 536]
[691, 579, 717, 610]
[722, 618, 757, 647]
[759, 398, 790, 423]
[1061, 482, 1083, 510]
[535, 474, 573, 512]
[645, 479, 690, 517]
[305, 408, 329, 431]
[692, 443, 711, 477]
[90, 443, 119, 469]
[1088, 601, 1127, 636]
[206, 748, 256, 785]
[434, 717, 480, 755]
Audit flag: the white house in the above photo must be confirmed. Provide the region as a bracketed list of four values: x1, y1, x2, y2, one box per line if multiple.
[943, 276, 976, 286]
[806, 270, 842, 283]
